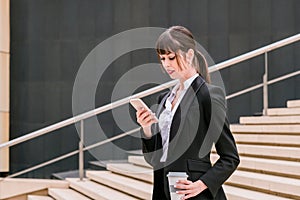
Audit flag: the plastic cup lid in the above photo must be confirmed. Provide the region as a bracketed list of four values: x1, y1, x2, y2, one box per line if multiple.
[166, 172, 188, 177]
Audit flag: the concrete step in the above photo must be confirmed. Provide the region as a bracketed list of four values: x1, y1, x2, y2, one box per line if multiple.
[128, 156, 152, 168]
[287, 99, 300, 108]
[211, 154, 300, 178]
[66, 178, 138, 200]
[27, 195, 54, 200]
[236, 144, 300, 161]
[239, 116, 300, 125]
[267, 108, 300, 116]
[228, 170, 300, 199]
[230, 124, 300, 134]
[48, 188, 91, 200]
[0, 178, 69, 199]
[107, 163, 153, 183]
[233, 133, 300, 146]
[212, 144, 300, 161]
[223, 185, 292, 200]
[88, 159, 128, 170]
[52, 169, 87, 180]
[86, 170, 152, 199]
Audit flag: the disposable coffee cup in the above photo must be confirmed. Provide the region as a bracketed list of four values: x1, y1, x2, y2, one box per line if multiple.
[167, 172, 188, 200]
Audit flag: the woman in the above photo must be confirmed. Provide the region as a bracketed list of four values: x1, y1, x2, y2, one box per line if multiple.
[136, 26, 239, 200]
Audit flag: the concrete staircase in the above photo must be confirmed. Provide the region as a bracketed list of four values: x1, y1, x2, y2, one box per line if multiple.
[224, 99, 300, 199]
[2, 99, 300, 200]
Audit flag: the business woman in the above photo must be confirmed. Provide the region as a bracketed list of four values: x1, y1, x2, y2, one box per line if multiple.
[136, 26, 240, 200]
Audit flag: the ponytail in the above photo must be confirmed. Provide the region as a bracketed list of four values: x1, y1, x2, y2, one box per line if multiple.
[195, 50, 211, 83]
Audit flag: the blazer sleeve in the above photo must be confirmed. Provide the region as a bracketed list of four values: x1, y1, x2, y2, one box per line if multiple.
[141, 118, 164, 168]
[199, 86, 240, 198]
[140, 92, 168, 167]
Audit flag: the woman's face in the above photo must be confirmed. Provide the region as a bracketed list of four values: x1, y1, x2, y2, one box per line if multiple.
[159, 51, 190, 80]
[160, 52, 181, 79]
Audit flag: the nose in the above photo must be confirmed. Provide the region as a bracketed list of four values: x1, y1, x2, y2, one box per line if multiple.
[162, 59, 171, 68]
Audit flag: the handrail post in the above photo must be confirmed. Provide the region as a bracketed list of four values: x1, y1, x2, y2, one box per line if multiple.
[79, 120, 84, 181]
[263, 52, 269, 116]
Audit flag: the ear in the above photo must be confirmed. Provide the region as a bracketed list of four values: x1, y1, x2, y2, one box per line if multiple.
[186, 49, 194, 64]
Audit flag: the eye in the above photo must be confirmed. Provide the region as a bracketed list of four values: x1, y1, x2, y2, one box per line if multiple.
[160, 56, 166, 61]
[169, 56, 175, 60]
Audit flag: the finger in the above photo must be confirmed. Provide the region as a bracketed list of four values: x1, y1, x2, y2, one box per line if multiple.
[137, 116, 149, 126]
[138, 113, 156, 126]
[137, 112, 148, 125]
[174, 183, 190, 190]
[176, 189, 193, 195]
[137, 110, 149, 120]
[176, 179, 193, 185]
[143, 115, 154, 124]
[136, 108, 147, 118]
[142, 111, 157, 122]
[140, 111, 152, 121]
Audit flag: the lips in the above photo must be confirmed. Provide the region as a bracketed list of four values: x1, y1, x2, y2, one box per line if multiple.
[167, 70, 175, 75]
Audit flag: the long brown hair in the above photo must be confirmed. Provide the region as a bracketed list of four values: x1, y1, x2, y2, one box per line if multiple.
[156, 26, 211, 83]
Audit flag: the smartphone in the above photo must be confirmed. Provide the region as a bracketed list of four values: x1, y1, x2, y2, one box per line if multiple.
[130, 98, 158, 121]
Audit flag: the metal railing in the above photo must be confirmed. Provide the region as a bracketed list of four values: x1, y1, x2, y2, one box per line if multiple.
[0, 33, 299, 180]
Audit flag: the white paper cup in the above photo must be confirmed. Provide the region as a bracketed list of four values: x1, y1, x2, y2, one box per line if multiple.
[167, 172, 188, 200]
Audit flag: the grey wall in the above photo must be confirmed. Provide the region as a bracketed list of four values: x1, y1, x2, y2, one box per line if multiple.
[10, 0, 300, 178]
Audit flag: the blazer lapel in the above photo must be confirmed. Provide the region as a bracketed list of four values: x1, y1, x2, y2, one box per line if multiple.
[156, 91, 170, 117]
[169, 76, 206, 142]
[152, 91, 170, 135]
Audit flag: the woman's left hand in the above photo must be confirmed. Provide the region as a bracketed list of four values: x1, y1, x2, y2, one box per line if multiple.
[174, 179, 208, 199]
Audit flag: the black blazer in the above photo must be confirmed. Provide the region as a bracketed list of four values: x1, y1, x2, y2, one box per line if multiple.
[141, 76, 240, 200]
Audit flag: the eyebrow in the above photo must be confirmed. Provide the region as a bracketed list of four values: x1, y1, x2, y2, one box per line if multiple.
[160, 52, 174, 56]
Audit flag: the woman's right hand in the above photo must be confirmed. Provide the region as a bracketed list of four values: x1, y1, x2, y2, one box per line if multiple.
[136, 108, 158, 138]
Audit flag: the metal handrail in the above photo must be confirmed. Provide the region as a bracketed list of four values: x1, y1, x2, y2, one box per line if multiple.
[227, 70, 300, 99]
[209, 33, 300, 73]
[1, 33, 299, 178]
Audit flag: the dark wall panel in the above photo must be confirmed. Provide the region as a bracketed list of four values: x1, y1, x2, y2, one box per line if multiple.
[10, 0, 300, 178]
